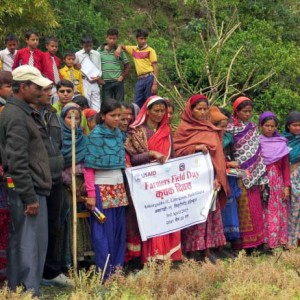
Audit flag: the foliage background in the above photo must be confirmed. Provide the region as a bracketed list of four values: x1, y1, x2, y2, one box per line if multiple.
[1, 0, 300, 126]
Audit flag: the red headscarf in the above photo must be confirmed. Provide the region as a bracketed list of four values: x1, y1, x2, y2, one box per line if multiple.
[174, 95, 229, 208]
[125, 96, 172, 161]
[232, 96, 252, 126]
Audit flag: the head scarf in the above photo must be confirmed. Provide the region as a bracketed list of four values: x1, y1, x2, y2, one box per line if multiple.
[174, 95, 229, 208]
[259, 111, 289, 165]
[189, 94, 209, 107]
[83, 108, 97, 120]
[232, 96, 252, 126]
[61, 102, 81, 120]
[282, 111, 300, 164]
[60, 108, 86, 168]
[125, 96, 171, 160]
[209, 106, 228, 124]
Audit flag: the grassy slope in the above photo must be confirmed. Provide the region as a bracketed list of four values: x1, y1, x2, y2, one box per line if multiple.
[2, 249, 300, 299]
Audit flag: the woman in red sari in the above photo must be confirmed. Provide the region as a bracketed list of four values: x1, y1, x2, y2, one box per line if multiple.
[174, 94, 229, 261]
[124, 96, 182, 263]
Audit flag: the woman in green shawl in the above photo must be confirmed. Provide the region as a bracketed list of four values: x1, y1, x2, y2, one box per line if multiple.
[282, 111, 300, 247]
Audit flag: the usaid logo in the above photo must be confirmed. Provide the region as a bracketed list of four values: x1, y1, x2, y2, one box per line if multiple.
[179, 163, 185, 171]
[134, 174, 141, 182]
[141, 170, 157, 178]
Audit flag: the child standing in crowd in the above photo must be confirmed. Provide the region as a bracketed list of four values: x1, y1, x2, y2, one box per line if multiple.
[282, 111, 300, 247]
[227, 96, 268, 250]
[43, 37, 62, 103]
[0, 34, 18, 72]
[12, 29, 44, 72]
[83, 108, 97, 131]
[98, 28, 130, 104]
[60, 103, 93, 263]
[60, 51, 84, 96]
[0, 71, 12, 110]
[84, 100, 128, 278]
[76, 36, 102, 111]
[43, 37, 62, 85]
[0, 71, 12, 281]
[259, 112, 290, 249]
[116, 29, 158, 108]
[174, 95, 229, 262]
[125, 96, 182, 263]
[210, 106, 241, 249]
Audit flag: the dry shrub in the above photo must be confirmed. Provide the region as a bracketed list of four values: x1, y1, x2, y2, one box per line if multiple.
[0, 284, 37, 300]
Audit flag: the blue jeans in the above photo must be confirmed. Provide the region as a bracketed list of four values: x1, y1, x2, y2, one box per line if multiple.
[134, 74, 154, 108]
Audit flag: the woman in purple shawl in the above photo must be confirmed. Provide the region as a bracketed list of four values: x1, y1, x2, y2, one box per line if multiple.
[259, 111, 290, 249]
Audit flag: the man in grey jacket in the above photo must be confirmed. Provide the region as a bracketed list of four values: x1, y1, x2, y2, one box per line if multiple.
[0, 65, 52, 296]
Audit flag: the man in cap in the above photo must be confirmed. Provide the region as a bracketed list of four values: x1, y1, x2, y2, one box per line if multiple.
[0, 65, 52, 296]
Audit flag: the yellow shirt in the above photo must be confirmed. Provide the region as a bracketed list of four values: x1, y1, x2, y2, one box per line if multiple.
[59, 66, 84, 95]
[125, 45, 157, 76]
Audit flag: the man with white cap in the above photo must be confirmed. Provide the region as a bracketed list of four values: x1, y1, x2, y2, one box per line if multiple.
[0, 65, 52, 296]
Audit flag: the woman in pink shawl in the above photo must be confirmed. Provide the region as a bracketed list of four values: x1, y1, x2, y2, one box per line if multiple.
[124, 96, 182, 263]
[259, 111, 290, 249]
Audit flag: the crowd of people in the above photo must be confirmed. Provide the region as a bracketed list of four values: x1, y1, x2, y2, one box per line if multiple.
[0, 27, 300, 297]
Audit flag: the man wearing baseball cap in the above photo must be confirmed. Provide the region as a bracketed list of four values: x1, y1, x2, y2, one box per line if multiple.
[0, 65, 52, 296]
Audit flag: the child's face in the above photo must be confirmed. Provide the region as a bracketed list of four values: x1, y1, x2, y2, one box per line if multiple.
[26, 34, 39, 49]
[57, 85, 74, 106]
[136, 36, 147, 48]
[261, 119, 277, 137]
[46, 41, 58, 55]
[6, 41, 17, 54]
[87, 116, 97, 131]
[0, 83, 12, 99]
[106, 35, 118, 48]
[83, 43, 93, 53]
[64, 55, 75, 67]
[119, 113, 129, 132]
[101, 108, 121, 130]
[216, 119, 229, 131]
[64, 109, 81, 128]
[288, 122, 300, 136]
[236, 105, 252, 122]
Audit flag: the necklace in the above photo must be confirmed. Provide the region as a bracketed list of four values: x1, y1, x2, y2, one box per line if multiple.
[147, 123, 158, 132]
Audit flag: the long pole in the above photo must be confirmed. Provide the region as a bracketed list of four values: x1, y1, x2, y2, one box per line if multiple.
[71, 110, 77, 272]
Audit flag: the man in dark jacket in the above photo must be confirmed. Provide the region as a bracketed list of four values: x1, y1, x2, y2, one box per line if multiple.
[31, 84, 72, 286]
[0, 65, 52, 296]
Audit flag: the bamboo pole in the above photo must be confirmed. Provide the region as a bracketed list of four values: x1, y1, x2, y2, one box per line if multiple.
[71, 110, 78, 272]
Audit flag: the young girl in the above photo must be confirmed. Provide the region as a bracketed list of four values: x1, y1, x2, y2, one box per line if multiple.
[259, 112, 290, 249]
[60, 103, 92, 266]
[282, 111, 300, 247]
[227, 96, 268, 249]
[84, 100, 128, 278]
[174, 95, 229, 261]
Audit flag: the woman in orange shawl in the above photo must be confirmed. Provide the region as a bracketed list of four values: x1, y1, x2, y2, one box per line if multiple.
[124, 96, 182, 263]
[174, 94, 229, 260]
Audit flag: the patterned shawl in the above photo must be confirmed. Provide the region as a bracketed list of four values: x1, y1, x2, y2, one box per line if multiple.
[227, 121, 268, 188]
[173, 96, 229, 208]
[85, 123, 125, 169]
[124, 96, 172, 162]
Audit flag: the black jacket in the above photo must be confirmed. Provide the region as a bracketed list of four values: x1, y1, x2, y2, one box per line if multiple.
[0, 97, 52, 204]
[38, 105, 64, 184]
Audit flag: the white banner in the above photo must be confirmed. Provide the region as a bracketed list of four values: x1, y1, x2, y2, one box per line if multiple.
[125, 153, 214, 241]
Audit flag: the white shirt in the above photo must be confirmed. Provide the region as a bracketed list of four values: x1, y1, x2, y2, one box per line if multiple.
[75, 49, 102, 77]
[0, 48, 18, 71]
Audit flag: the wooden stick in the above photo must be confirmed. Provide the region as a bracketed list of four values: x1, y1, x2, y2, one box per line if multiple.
[101, 254, 110, 284]
[71, 110, 78, 272]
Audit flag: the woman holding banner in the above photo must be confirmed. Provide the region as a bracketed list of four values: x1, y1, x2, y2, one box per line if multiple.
[124, 96, 182, 263]
[227, 96, 268, 250]
[174, 94, 229, 262]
